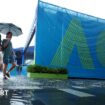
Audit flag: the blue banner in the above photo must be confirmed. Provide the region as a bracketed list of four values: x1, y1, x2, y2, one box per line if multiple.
[35, 1, 105, 79]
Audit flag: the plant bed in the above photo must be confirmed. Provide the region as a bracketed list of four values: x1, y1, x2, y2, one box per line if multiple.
[27, 65, 68, 79]
[27, 73, 67, 79]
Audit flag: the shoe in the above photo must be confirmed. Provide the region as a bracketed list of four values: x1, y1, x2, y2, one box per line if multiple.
[3, 76, 8, 80]
[6, 73, 10, 78]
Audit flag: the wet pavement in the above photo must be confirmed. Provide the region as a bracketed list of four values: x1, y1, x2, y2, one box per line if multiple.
[0, 72, 105, 105]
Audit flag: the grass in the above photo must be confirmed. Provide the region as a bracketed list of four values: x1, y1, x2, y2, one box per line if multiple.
[27, 65, 68, 79]
[27, 72, 68, 79]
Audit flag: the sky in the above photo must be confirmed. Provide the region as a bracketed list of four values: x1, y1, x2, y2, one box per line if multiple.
[43, 0, 105, 19]
[0, 0, 105, 48]
[0, 0, 37, 48]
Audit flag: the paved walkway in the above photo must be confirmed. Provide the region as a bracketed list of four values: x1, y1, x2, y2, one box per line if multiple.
[0, 73, 105, 105]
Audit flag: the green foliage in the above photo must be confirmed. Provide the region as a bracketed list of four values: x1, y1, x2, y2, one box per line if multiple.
[27, 65, 67, 74]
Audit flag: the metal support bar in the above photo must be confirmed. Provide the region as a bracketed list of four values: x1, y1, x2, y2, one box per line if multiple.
[24, 27, 36, 55]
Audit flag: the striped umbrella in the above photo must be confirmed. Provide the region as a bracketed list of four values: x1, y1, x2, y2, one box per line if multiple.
[0, 23, 23, 36]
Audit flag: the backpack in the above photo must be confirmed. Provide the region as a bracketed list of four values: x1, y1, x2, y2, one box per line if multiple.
[0, 35, 9, 52]
[1, 39, 9, 52]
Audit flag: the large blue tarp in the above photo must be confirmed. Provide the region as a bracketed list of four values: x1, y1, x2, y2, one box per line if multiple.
[35, 1, 105, 79]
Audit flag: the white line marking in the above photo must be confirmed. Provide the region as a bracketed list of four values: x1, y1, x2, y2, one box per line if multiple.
[58, 88, 95, 97]
[72, 86, 87, 89]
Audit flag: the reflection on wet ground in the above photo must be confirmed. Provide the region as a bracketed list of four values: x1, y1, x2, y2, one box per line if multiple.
[1, 74, 105, 89]
[0, 88, 105, 105]
[0, 73, 105, 105]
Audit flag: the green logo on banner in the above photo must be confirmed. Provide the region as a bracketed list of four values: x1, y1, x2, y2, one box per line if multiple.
[97, 30, 105, 67]
[51, 19, 95, 69]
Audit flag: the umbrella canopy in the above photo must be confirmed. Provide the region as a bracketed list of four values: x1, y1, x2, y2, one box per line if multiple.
[0, 23, 22, 36]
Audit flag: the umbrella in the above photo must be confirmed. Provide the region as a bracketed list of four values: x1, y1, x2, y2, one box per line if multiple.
[0, 23, 22, 36]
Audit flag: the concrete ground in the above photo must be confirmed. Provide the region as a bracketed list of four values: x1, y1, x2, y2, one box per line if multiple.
[0, 73, 105, 105]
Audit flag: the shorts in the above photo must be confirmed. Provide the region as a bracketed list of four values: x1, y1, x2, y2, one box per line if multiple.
[3, 56, 15, 64]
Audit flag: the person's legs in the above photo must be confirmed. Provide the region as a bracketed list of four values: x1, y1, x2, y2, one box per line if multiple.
[3, 63, 8, 79]
[16, 66, 20, 75]
[3, 57, 8, 79]
[7, 62, 16, 73]
[6, 56, 16, 77]
[0, 52, 3, 71]
[0, 64, 3, 71]
[18, 65, 22, 75]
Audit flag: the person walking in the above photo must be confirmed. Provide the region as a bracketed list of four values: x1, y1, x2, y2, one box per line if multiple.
[0, 45, 3, 71]
[0, 35, 3, 72]
[2, 32, 16, 79]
